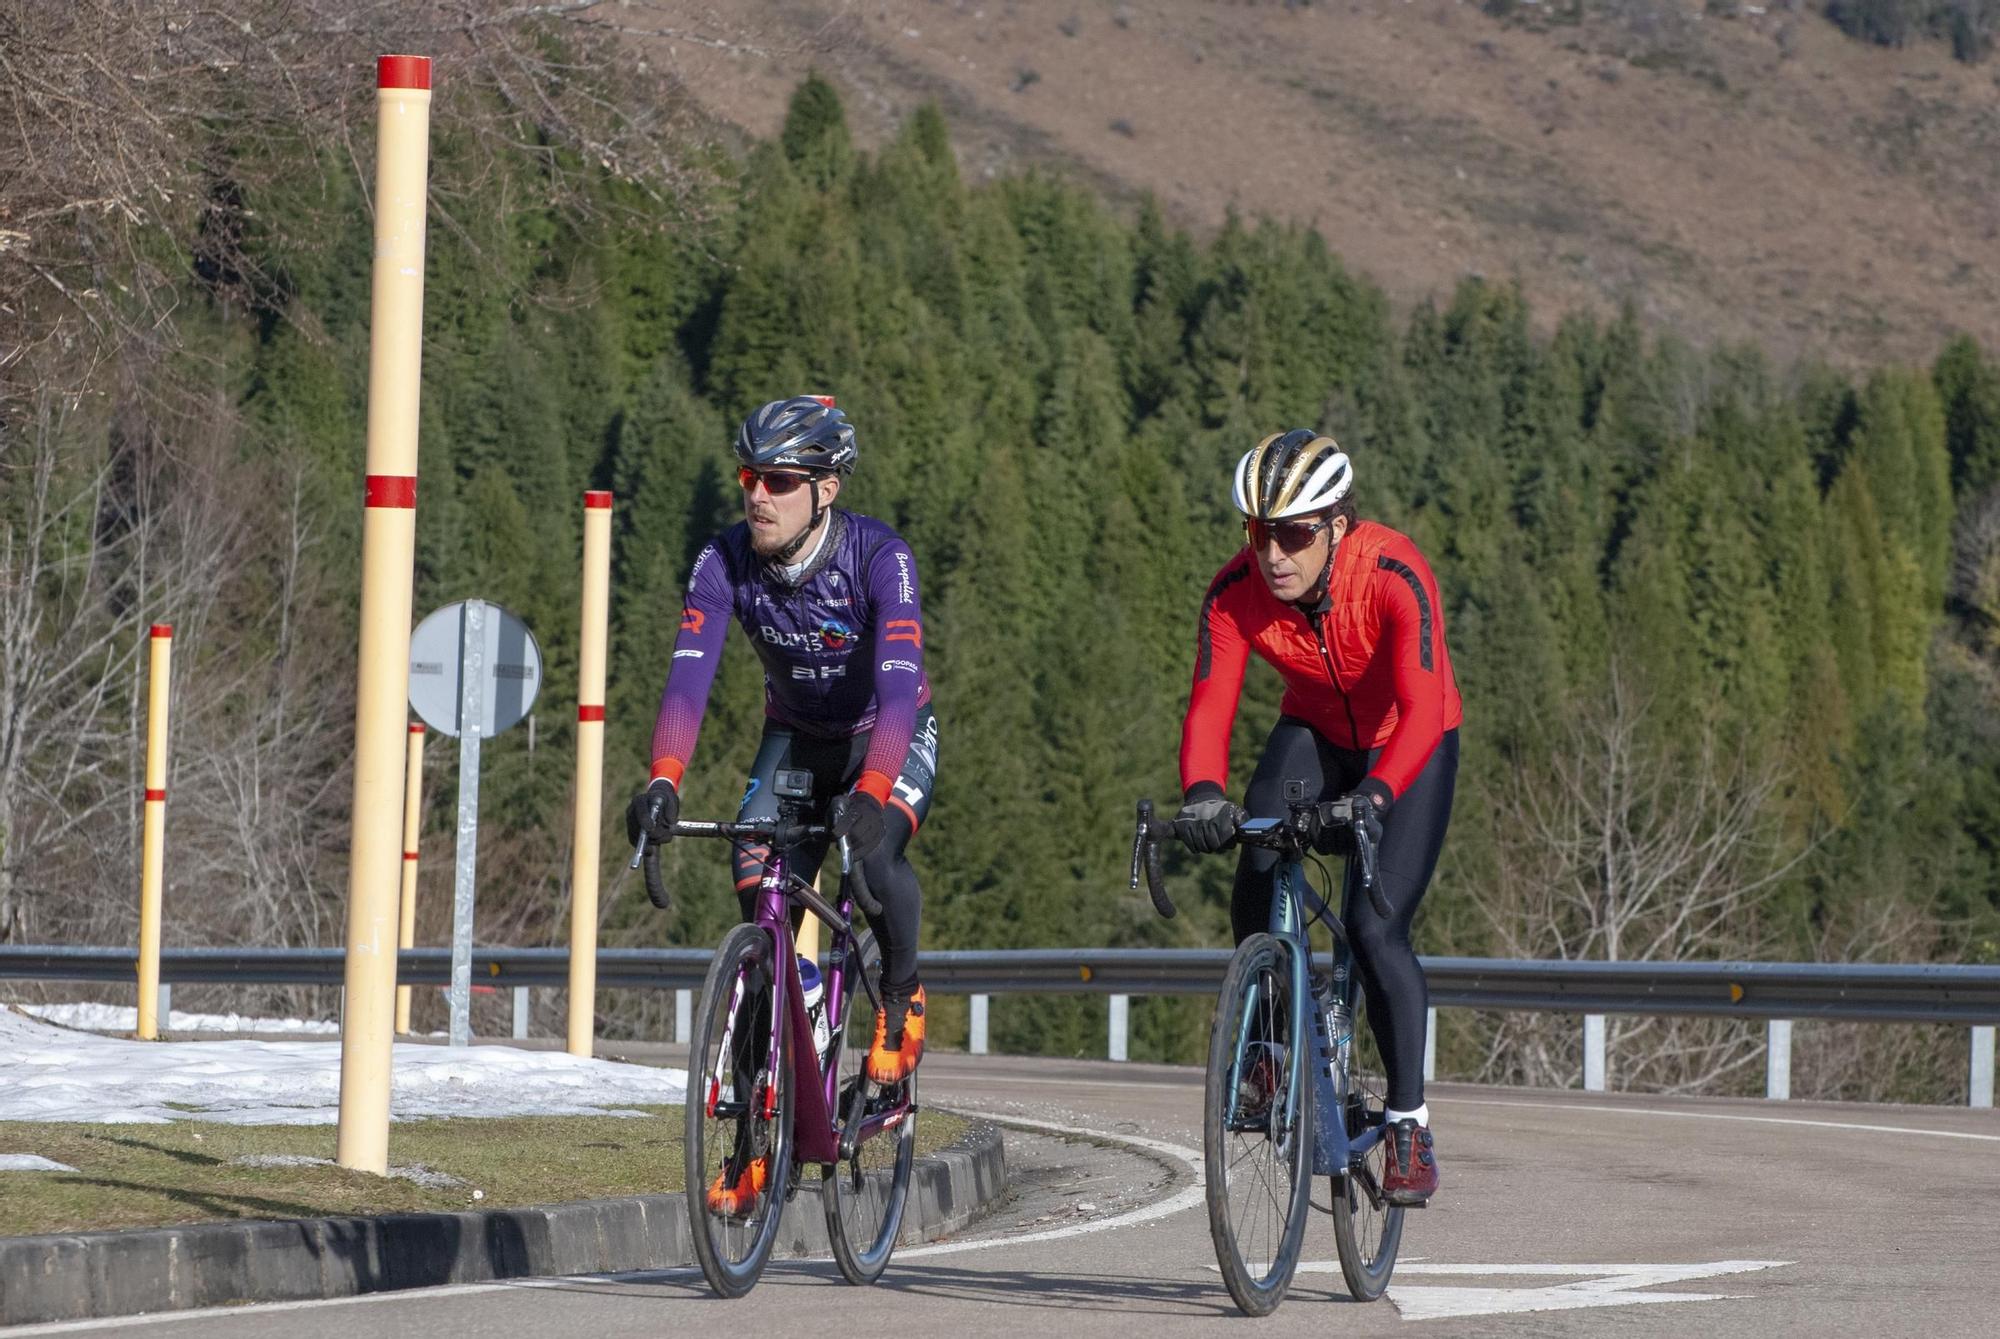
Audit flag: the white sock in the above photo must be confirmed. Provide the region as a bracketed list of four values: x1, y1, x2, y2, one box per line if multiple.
[1385, 1103, 1429, 1127]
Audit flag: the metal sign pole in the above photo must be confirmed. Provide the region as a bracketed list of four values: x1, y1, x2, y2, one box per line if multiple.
[449, 599, 486, 1047]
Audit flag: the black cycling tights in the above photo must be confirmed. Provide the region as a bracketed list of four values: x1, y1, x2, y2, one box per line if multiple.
[1232, 719, 1458, 1112]
[731, 715, 935, 996]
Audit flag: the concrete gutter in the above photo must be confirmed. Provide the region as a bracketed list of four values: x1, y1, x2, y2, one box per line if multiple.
[0, 1121, 1005, 1327]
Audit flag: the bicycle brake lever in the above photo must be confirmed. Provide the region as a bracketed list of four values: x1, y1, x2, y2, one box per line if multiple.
[1133, 800, 1177, 919]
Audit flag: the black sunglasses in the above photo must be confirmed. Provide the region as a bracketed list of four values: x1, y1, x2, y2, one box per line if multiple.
[1245, 517, 1330, 554]
[738, 467, 822, 497]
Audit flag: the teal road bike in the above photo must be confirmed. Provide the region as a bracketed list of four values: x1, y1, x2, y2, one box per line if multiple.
[1133, 781, 1404, 1316]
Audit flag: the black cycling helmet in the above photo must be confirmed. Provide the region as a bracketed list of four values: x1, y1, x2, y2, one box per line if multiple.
[736, 395, 858, 475]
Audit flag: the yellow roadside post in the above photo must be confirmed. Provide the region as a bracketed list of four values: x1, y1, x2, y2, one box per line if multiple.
[136, 624, 173, 1040]
[337, 53, 432, 1175]
[567, 490, 613, 1057]
[395, 723, 425, 1035]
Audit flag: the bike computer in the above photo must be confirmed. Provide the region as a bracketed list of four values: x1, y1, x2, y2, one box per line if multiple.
[1238, 817, 1282, 835]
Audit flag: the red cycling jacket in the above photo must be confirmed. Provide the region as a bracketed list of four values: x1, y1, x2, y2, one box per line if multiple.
[1181, 520, 1463, 802]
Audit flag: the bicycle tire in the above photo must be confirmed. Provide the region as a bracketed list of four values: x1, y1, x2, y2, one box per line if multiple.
[822, 932, 916, 1284]
[1204, 933, 1313, 1317]
[1330, 982, 1404, 1301]
[685, 921, 794, 1299]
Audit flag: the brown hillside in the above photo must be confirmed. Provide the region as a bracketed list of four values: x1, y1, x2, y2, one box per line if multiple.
[645, 0, 2000, 368]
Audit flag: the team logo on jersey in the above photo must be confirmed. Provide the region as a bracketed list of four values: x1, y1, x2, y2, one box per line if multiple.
[818, 618, 855, 650]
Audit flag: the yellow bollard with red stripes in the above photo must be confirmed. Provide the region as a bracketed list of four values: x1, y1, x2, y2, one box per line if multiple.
[395, 722, 425, 1035]
[337, 53, 433, 1175]
[567, 491, 613, 1057]
[136, 624, 173, 1041]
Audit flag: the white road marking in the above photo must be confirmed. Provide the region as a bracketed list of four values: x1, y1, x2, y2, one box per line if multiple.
[1292, 1258, 1792, 1321]
[1450, 1096, 2000, 1142]
[898, 1112, 1205, 1259]
[0, 1273, 623, 1337]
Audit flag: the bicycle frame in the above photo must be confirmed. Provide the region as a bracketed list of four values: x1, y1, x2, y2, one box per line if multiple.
[717, 826, 909, 1167]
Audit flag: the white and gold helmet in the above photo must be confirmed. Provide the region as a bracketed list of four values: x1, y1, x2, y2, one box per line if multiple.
[1232, 430, 1352, 520]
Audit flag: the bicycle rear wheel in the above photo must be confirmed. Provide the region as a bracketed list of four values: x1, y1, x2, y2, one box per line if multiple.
[685, 921, 794, 1298]
[1204, 933, 1313, 1317]
[821, 931, 916, 1284]
[1330, 983, 1404, 1301]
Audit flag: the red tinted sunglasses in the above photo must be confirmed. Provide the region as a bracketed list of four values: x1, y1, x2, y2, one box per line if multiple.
[738, 467, 818, 496]
[1245, 516, 1330, 554]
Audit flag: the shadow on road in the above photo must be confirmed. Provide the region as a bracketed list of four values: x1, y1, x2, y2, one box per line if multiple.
[512, 1257, 1371, 1318]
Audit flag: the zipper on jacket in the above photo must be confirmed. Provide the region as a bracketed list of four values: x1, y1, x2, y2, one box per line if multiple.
[1306, 609, 1364, 749]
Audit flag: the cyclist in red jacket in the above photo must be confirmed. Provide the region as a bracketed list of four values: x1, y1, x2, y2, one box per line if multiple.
[1176, 429, 1462, 1206]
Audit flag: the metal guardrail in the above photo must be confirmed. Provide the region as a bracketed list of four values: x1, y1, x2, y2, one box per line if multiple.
[3, 945, 1997, 1025]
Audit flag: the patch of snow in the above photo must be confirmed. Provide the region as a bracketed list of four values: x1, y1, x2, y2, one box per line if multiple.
[0, 1153, 79, 1172]
[22, 1001, 341, 1035]
[0, 1005, 684, 1125]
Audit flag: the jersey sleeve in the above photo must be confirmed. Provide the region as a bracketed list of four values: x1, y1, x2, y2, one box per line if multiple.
[855, 536, 925, 805]
[1365, 546, 1448, 801]
[648, 542, 733, 789]
[1179, 561, 1254, 798]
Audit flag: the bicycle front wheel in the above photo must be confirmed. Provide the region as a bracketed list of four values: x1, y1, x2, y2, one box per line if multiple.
[1330, 982, 1404, 1301]
[821, 931, 916, 1284]
[1204, 933, 1313, 1317]
[685, 921, 794, 1298]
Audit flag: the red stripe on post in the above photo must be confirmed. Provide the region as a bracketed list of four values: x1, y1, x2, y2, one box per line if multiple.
[404, 851, 420, 861]
[578, 705, 605, 723]
[583, 490, 613, 510]
[377, 55, 432, 90]
[365, 475, 417, 509]
[150, 624, 173, 639]
[409, 723, 425, 734]
[145, 788, 166, 802]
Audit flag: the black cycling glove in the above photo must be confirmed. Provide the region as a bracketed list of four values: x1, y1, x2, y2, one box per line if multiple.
[626, 778, 678, 846]
[1173, 785, 1243, 854]
[831, 790, 887, 860]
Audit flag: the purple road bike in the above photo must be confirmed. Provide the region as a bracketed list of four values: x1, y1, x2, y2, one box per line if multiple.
[632, 766, 917, 1296]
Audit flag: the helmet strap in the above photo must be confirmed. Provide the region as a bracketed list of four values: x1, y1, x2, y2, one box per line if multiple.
[1294, 528, 1339, 612]
[767, 478, 831, 566]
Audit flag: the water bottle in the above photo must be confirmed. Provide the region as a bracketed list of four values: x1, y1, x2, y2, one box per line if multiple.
[1315, 969, 1352, 1092]
[799, 955, 831, 1060]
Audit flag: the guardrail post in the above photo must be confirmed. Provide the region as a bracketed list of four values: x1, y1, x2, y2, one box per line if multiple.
[1973, 1026, 1995, 1109]
[513, 985, 530, 1040]
[1765, 1019, 1792, 1101]
[675, 988, 692, 1046]
[1424, 1006, 1437, 1083]
[969, 994, 989, 1055]
[157, 982, 171, 1027]
[1583, 1014, 1606, 1092]
[1108, 994, 1129, 1062]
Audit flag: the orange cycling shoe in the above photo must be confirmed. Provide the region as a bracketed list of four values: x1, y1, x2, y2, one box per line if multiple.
[866, 984, 926, 1085]
[705, 1156, 768, 1216]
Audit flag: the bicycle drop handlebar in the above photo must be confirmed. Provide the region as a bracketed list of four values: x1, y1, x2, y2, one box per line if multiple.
[1130, 796, 1388, 920]
[629, 815, 883, 920]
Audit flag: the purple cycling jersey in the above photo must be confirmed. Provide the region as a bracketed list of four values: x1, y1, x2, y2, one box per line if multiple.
[650, 510, 930, 805]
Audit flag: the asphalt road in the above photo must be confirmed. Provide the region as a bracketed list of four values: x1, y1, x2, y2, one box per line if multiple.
[11, 1049, 1998, 1338]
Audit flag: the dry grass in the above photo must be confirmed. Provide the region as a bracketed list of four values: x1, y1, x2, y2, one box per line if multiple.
[0, 1109, 966, 1238]
[646, 0, 2000, 367]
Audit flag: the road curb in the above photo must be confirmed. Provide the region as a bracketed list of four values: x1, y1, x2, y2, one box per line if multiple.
[0, 1121, 1005, 1327]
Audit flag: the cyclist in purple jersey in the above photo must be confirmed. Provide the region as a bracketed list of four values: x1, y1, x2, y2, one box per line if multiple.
[628, 398, 937, 1134]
